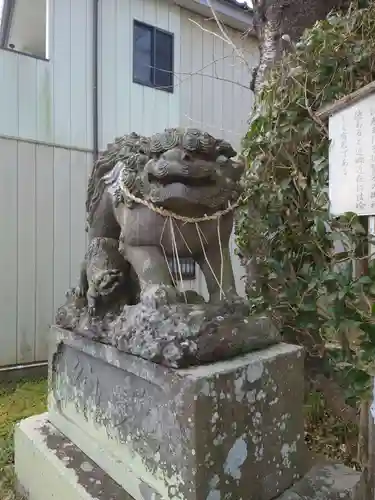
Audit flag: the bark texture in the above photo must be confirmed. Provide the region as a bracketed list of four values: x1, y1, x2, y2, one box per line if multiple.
[251, 0, 350, 92]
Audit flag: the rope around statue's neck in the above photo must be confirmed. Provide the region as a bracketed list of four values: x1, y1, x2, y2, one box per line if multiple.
[119, 178, 240, 223]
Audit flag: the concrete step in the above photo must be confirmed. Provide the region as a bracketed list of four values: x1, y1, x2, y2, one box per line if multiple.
[14, 414, 133, 500]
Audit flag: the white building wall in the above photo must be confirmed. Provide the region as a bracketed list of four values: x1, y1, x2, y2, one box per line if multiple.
[179, 10, 258, 150]
[0, 137, 91, 367]
[0, 50, 52, 143]
[98, 0, 181, 149]
[48, 0, 93, 150]
[98, 0, 258, 151]
[0, 0, 93, 151]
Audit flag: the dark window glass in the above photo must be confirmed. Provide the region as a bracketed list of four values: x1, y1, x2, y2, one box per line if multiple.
[133, 21, 174, 93]
[154, 30, 173, 90]
[133, 22, 153, 86]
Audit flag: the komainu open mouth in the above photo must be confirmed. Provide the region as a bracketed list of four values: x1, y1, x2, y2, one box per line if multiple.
[147, 172, 214, 187]
[148, 182, 233, 211]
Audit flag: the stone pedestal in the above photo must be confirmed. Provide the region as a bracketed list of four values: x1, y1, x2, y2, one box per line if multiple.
[14, 326, 364, 500]
[48, 326, 306, 500]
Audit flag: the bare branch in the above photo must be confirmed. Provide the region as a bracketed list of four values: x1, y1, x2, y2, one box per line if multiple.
[139, 57, 252, 92]
[206, 0, 252, 71]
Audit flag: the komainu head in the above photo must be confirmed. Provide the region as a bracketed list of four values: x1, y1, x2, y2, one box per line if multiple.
[87, 128, 245, 223]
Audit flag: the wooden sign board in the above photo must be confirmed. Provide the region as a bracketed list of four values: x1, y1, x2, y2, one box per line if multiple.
[318, 82, 375, 216]
[317, 84, 375, 500]
[328, 93, 375, 215]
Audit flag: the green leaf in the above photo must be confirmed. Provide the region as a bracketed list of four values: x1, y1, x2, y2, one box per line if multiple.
[312, 157, 327, 172]
[352, 222, 366, 234]
[314, 218, 326, 237]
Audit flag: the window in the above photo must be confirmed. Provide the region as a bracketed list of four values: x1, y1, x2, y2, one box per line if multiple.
[1, 0, 49, 60]
[133, 20, 174, 93]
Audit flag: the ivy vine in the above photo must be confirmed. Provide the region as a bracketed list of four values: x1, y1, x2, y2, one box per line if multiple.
[237, 2, 375, 402]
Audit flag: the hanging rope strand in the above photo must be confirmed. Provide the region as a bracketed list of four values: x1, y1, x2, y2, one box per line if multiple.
[217, 215, 224, 301]
[160, 217, 177, 288]
[195, 222, 226, 298]
[169, 218, 187, 303]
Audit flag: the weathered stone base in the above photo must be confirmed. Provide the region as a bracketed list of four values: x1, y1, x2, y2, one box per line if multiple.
[14, 413, 131, 500]
[49, 327, 307, 500]
[15, 414, 364, 500]
[56, 288, 280, 369]
[278, 463, 364, 500]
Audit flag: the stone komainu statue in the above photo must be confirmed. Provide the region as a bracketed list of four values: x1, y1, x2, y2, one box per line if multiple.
[76, 127, 245, 314]
[56, 128, 280, 368]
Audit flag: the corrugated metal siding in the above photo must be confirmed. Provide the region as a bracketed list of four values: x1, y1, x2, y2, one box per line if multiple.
[0, 50, 53, 143]
[49, 0, 93, 149]
[98, 0, 181, 150]
[98, 0, 257, 151]
[0, 0, 93, 150]
[0, 138, 91, 367]
[179, 9, 258, 150]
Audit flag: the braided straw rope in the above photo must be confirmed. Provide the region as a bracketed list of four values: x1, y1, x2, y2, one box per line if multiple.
[119, 171, 241, 223]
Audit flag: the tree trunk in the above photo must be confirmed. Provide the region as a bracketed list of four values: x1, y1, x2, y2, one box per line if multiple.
[250, 0, 350, 92]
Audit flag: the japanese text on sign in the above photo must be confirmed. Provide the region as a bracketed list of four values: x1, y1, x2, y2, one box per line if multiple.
[329, 92, 375, 215]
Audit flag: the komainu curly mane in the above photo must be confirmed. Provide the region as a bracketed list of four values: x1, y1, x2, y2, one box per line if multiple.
[85, 128, 236, 227]
[86, 132, 150, 226]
